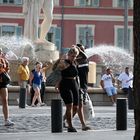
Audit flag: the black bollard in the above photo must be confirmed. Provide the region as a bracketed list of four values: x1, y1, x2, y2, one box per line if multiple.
[51, 99, 63, 133]
[128, 90, 134, 110]
[19, 88, 26, 108]
[116, 98, 127, 130]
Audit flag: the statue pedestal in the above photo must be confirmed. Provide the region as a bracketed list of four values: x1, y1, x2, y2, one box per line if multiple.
[34, 40, 59, 61]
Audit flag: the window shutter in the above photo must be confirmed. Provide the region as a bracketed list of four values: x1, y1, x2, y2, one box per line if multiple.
[87, 27, 93, 48]
[15, 0, 23, 5]
[79, 0, 85, 6]
[79, 27, 86, 45]
[118, 0, 124, 7]
[0, 26, 1, 36]
[118, 0, 132, 8]
[55, 27, 61, 51]
[92, 0, 99, 7]
[128, 0, 131, 7]
[0, 0, 2, 4]
[117, 28, 124, 48]
[16, 26, 22, 36]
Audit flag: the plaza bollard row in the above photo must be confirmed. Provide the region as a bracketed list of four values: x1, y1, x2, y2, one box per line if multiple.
[128, 91, 134, 110]
[116, 98, 127, 130]
[51, 99, 63, 133]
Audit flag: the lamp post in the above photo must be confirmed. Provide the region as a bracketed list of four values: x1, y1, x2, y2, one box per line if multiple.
[124, 0, 128, 50]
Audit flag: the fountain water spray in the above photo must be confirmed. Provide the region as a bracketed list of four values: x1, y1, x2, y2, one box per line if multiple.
[85, 45, 134, 73]
[0, 36, 36, 61]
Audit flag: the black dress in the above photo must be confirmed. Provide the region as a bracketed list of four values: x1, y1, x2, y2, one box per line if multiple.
[59, 60, 79, 105]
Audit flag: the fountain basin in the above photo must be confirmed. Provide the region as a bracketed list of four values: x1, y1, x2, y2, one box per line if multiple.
[4, 86, 127, 106]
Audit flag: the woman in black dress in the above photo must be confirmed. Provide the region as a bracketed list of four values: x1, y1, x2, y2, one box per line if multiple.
[55, 47, 79, 132]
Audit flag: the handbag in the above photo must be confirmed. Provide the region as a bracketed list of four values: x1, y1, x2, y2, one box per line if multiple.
[1, 72, 11, 85]
[83, 93, 95, 121]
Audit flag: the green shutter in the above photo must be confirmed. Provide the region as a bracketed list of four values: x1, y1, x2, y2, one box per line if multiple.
[55, 27, 61, 51]
[118, 0, 132, 8]
[0, 26, 1, 36]
[15, 0, 22, 5]
[92, 0, 99, 7]
[128, 0, 131, 7]
[0, 0, 2, 4]
[87, 27, 93, 48]
[45, 27, 54, 41]
[117, 28, 124, 48]
[118, 0, 124, 7]
[79, 0, 85, 6]
[16, 26, 22, 36]
[79, 27, 86, 46]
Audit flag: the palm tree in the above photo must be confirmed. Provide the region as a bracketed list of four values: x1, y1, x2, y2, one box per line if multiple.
[133, 1, 140, 139]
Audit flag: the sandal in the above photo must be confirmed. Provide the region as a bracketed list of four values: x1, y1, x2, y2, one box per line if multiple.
[82, 126, 91, 131]
[68, 127, 77, 132]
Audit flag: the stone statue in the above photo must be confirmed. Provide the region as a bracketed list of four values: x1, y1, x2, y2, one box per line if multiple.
[23, 0, 54, 47]
[23, 0, 59, 61]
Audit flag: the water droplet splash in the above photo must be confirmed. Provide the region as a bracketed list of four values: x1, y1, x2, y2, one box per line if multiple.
[85, 45, 134, 72]
[0, 36, 35, 60]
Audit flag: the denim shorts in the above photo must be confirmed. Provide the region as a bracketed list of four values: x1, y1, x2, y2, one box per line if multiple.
[105, 87, 117, 96]
[33, 83, 41, 90]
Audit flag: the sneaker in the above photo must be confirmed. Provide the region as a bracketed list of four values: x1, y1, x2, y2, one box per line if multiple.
[37, 103, 45, 107]
[82, 126, 91, 131]
[5, 120, 15, 126]
[40, 103, 45, 106]
[31, 104, 36, 107]
[67, 127, 77, 132]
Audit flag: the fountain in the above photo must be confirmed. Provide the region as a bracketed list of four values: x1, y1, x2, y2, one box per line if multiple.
[0, 1, 60, 83]
[85, 44, 134, 73]
[0, 35, 58, 83]
[0, 36, 35, 60]
[0, 41, 133, 105]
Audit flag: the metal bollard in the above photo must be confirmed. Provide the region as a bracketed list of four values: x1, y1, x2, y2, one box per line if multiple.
[128, 90, 134, 110]
[51, 99, 63, 133]
[19, 88, 26, 108]
[116, 98, 127, 130]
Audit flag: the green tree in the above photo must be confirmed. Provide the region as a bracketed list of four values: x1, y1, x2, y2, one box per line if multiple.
[133, 0, 140, 140]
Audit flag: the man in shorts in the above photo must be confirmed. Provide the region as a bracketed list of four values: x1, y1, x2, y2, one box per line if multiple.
[100, 68, 117, 106]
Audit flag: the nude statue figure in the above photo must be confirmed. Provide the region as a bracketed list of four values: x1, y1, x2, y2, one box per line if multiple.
[23, 0, 54, 47]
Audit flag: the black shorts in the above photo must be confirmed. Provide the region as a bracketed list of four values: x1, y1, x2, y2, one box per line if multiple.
[59, 79, 79, 106]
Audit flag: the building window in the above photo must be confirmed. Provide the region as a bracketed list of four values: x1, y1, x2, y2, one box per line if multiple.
[78, 0, 99, 7]
[45, 26, 61, 51]
[114, 26, 133, 53]
[0, 25, 22, 36]
[2, 25, 15, 36]
[0, 0, 22, 5]
[76, 25, 94, 48]
[113, 0, 133, 8]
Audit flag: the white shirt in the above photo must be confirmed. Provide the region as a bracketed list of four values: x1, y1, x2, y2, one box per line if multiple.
[101, 74, 114, 88]
[118, 72, 133, 88]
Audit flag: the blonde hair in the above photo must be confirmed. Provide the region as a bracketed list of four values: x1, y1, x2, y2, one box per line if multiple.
[68, 46, 79, 56]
